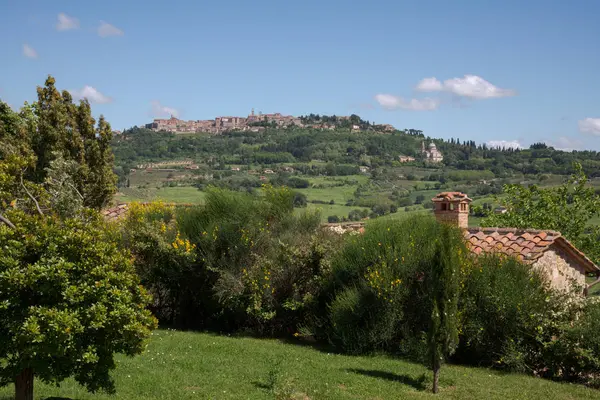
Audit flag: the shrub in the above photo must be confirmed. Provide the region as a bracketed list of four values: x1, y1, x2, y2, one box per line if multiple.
[288, 177, 310, 188]
[327, 215, 340, 223]
[542, 298, 600, 385]
[293, 191, 307, 207]
[122, 186, 333, 335]
[455, 255, 567, 372]
[321, 216, 467, 356]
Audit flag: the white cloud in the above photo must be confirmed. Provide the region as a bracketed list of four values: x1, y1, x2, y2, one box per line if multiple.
[56, 13, 80, 31]
[69, 86, 112, 104]
[416, 77, 443, 92]
[98, 21, 124, 37]
[549, 136, 585, 152]
[374, 94, 439, 111]
[486, 140, 522, 149]
[151, 101, 179, 118]
[578, 118, 600, 136]
[416, 75, 516, 99]
[23, 44, 38, 59]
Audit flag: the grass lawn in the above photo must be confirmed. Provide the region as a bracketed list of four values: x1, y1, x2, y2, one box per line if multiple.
[115, 187, 206, 204]
[4, 329, 598, 400]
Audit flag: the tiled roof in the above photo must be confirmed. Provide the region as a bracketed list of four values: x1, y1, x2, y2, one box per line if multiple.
[465, 227, 599, 273]
[432, 192, 472, 202]
[101, 204, 129, 221]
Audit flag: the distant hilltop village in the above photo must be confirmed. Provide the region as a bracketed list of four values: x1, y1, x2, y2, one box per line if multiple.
[145, 109, 396, 134]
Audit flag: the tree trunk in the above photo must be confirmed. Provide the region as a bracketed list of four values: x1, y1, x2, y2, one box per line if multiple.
[432, 361, 440, 394]
[15, 368, 34, 400]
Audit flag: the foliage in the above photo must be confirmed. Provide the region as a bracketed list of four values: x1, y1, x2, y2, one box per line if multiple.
[542, 298, 600, 386]
[483, 163, 600, 263]
[120, 186, 336, 334]
[456, 255, 566, 372]
[1, 77, 117, 210]
[112, 126, 600, 178]
[422, 224, 463, 393]
[322, 216, 467, 368]
[0, 210, 156, 395]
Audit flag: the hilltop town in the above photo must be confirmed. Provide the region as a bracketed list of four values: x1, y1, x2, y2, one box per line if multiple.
[144, 109, 396, 134]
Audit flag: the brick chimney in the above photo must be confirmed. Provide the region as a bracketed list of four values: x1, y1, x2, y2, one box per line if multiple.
[432, 192, 472, 229]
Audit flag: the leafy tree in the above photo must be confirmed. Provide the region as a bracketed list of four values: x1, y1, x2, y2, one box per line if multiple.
[17, 76, 117, 210]
[482, 163, 600, 264]
[0, 210, 157, 400]
[0, 79, 155, 400]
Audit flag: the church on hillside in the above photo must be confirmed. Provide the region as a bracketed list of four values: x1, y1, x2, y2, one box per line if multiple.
[422, 141, 443, 163]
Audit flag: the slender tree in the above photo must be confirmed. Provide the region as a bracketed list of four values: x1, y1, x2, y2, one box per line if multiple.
[424, 224, 462, 393]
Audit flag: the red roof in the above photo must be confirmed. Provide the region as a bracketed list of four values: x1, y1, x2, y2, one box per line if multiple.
[432, 192, 472, 202]
[465, 227, 598, 273]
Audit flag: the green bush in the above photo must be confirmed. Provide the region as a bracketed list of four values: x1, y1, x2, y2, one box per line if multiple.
[542, 298, 600, 385]
[455, 255, 571, 372]
[321, 216, 467, 356]
[121, 186, 335, 335]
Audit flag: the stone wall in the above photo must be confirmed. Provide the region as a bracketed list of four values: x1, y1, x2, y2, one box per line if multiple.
[532, 244, 586, 292]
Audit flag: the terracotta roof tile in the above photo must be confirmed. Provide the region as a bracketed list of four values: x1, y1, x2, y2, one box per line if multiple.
[464, 227, 598, 273]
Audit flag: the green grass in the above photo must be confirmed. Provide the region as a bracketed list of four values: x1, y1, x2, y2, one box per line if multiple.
[302, 203, 370, 222]
[4, 329, 598, 400]
[115, 187, 206, 204]
[296, 186, 358, 205]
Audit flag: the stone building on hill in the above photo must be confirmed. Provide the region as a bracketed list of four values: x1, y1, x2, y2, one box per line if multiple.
[422, 141, 443, 163]
[431, 191, 599, 293]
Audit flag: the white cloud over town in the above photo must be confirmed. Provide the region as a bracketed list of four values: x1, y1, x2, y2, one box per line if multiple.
[69, 86, 112, 104]
[151, 101, 179, 118]
[98, 21, 124, 37]
[416, 75, 516, 99]
[486, 140, 522, 149]
[56, 13, 79, 31]
[22, 44, 38, 59]
[374, 94, 439, 111]
[578, 118, 600, 136]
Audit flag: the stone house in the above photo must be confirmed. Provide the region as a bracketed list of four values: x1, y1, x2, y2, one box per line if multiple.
[432, 192, 599, 294]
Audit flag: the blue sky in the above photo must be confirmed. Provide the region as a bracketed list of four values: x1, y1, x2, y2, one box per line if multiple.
[2, 0, 600, 150]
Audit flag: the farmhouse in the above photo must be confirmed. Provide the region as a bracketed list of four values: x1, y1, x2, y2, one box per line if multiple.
[432, 192, 600, 293]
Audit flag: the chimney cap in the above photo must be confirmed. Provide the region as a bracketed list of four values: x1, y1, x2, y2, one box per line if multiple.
[431, 191, 472, 203]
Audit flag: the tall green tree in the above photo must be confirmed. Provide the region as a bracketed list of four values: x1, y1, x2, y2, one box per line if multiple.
[17, 76, 117, 210]
[423, 224, 462, 393]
